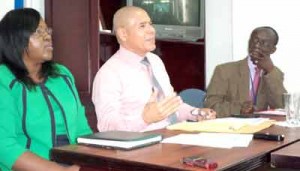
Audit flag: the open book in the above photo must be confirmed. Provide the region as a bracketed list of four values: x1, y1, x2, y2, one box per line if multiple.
[77, 131, 163, 150]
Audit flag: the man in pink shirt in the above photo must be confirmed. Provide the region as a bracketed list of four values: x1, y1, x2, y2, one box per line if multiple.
[92, 6, 216, 132]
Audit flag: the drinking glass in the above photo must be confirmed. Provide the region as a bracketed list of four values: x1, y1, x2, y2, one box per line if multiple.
[284, 92, 300, 126]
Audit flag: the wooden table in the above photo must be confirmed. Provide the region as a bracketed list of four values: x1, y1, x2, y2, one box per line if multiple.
[51, 124, 300, 171]
[271, 141, 300, 169]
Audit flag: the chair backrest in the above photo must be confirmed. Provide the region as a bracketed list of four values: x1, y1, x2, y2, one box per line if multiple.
[178, 88, 206, 108]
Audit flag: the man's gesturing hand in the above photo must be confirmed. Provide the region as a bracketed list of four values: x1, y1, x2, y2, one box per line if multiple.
[142, 91, 182, 124]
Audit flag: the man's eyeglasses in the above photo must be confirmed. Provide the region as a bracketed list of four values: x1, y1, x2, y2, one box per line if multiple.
[32, 28, 53, 38]
[252, 38, 274, 49]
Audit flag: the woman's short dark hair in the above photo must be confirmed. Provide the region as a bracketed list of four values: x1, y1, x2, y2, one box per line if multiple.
[0, 8, 57, 88]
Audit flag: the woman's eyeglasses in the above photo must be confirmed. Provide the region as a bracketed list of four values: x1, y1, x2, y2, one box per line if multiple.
[32, 28, 53, 38]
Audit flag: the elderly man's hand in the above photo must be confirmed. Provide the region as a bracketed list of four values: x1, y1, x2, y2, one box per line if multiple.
[191, 108, 217, 121]
[142, 91, 182, 124]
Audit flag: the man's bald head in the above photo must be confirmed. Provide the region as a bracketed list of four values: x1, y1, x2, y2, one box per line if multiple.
[111, 6, 156, 56]
[113, 6, 146, 32]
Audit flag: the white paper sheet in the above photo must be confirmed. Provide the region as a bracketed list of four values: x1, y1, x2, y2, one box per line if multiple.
[275, 121, 300, 128]
[162, 133, 253, 149]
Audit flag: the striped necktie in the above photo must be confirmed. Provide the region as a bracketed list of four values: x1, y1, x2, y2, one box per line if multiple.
[250, 67, 261, 104]
[141, 57, 164, 100]
[141, 57, 177, 124]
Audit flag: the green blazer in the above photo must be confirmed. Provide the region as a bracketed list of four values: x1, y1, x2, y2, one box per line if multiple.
[204, 58, 287, 117]
[0, 64, 92, 171]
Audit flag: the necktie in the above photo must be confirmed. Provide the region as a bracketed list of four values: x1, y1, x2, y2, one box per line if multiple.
[250, 67, 261, 104]
[141, 57, 164, 100]
[141, 57, 177, 124]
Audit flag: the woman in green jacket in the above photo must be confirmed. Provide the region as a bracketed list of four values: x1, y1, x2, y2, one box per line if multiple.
[0, 8, 92, 171]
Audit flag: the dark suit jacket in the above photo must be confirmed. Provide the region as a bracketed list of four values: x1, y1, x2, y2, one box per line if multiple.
[204, 58, 287, 117]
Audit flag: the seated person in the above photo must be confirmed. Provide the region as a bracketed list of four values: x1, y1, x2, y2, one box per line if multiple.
[92, 6, 216, 132]
[0, 8, 92, 171]
[204, 26, 287, 117]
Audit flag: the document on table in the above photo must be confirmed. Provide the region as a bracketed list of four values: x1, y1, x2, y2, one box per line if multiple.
[162, 133, 253, 148]
[167, 117, 275, 134]
[275, 121, 300, 128]
[254, 108, 286, 116]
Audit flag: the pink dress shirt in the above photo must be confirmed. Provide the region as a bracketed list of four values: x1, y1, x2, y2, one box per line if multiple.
[92, 46, 195, 132]
[247, 56, 262, 93]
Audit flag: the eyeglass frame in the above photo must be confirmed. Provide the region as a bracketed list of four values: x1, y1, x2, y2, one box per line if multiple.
[31, 27, 53, 38]
[252, 37, 275, 49]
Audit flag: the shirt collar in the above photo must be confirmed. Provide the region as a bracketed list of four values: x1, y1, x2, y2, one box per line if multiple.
[117, 46, 148, 67]
[247, 55, 262, 76]
[247, 55, 256, 71]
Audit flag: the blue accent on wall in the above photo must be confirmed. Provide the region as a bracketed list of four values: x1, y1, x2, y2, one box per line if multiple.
[15, 0, 24, 9]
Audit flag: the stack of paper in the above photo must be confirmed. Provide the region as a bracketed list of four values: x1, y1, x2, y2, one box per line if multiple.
[254, 108, 286, 116]
[167, 117, 275, 134]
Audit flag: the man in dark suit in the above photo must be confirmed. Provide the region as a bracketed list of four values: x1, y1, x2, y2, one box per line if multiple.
[204, 26, 287, 117]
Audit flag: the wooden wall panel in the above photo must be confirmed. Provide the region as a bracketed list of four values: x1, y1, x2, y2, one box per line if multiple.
[155, 40, 205, 91]
[99, 0, 126, 30]
[45, 0, 100, 131]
